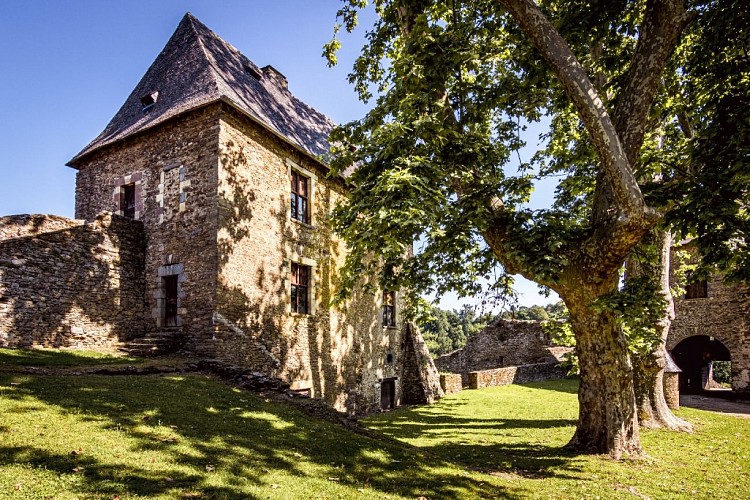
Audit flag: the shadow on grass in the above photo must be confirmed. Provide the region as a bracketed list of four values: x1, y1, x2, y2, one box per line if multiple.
[0, 348, 139, 367]
[366, 380, 583, 480]
[0, 373, 523, 499]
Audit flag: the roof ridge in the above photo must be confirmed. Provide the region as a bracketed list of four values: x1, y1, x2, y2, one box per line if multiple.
[182, 13, 222, 98]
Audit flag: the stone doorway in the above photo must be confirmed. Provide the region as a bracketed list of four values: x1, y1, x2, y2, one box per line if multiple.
[671, 335, 731, 392]
[380, 378, 396, 410]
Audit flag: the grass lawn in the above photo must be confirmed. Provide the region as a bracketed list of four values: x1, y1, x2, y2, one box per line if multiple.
[365, 378, 750, 499]
[0, 348, 140, 367]
[0, 354, 748, 499]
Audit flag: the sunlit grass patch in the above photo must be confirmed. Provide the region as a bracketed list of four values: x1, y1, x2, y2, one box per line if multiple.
[0, 348, 140, 367]
[365, 378, 750, 499]
[0, 373, 511, 499]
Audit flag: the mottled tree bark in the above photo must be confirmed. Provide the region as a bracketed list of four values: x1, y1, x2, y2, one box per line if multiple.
[564, 280, 641, 458]
[631, 231, 693, 431]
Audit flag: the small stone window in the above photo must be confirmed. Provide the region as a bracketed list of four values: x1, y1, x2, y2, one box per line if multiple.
[685, 279, 708, 299]
[120, 183, 136, 219]
[291, 263, 311, 314]
[291, 171, 309, 224]
[386, 351, 394, 364]
[383, 290, 396, 327]
[243, 63, 263, 80]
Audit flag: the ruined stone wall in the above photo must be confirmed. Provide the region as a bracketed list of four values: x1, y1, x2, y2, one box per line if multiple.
[0, 214, 82, 240]
[73, 106, 221, 355]
[0, 213, 145, 349]
[213, 107, 405, 413]
[435, 319, 562, 384]
[668, 273, 750, 393]
[468, 362, 567, 389]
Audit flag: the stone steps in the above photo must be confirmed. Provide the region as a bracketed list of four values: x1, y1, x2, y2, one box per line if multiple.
[121, 331, 184, 357]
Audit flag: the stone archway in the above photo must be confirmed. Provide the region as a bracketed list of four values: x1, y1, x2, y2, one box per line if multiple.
[671, 335, 731, 392]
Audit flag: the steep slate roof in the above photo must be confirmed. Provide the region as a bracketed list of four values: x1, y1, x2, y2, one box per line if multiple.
[68, 13, 336, 167]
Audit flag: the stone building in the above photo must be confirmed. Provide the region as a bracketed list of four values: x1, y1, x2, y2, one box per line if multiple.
[0, 13, 442, 413]
[667, 250, 750, 394]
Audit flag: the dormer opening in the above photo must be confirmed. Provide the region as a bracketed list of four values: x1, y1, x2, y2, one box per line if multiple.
[140, 91, 159, 111]
[243, 63, 263, 81]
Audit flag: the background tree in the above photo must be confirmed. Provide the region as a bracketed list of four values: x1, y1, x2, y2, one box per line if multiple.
[419, 304, 490, 355]
[324, 0, 744, 457]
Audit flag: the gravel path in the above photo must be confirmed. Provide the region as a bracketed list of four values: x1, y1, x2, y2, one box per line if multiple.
[680, 393, 750, 419]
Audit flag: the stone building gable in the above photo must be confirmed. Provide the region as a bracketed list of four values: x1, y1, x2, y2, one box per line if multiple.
[60, 14, 431, 413]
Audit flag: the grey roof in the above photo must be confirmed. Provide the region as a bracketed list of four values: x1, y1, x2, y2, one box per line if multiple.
[68, 13, 336, 167]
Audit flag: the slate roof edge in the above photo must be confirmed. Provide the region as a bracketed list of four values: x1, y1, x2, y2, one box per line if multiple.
[66, 97, 342, 179]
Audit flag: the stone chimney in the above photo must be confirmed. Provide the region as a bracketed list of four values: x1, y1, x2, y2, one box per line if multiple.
[262, 65, 288, 91]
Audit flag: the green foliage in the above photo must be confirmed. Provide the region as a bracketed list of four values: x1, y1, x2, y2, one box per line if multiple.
[712, 360, 732, 385]
[418, 303, 490, 355]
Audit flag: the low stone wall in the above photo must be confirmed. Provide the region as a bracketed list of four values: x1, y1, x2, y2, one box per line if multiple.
[0, 212, 145, 350]
[468, 362, 567, 389]
[440, 373, 462, 394]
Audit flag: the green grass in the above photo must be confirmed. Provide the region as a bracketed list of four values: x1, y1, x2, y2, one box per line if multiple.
[0, 374, 509, 499]
[0, 348, 140, 367]
[0, 361, 748, 499]
[365, 378, 750, 499]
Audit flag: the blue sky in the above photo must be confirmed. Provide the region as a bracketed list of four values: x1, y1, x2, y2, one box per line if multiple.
[0, 1, 557, 309]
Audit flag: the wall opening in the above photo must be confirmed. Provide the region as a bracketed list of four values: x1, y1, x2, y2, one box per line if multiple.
[380, 378, 396, 410]
[671, 335, 731, 392]
[163, 275, 179, 327]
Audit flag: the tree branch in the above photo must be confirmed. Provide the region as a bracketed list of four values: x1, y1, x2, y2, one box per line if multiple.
[500, 0, 646, 219]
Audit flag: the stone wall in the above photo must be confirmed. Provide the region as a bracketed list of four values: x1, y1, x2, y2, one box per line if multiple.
[668, 272, 750, 393]
[435, 319, 566, 384]
[399, 323, 444, 404]
[210, 106, 410, 413]
[0, 212, 145, 349]
[468, 362, 567, 389]
[440, 373, 462, 395]
[72, 106, 222, 354]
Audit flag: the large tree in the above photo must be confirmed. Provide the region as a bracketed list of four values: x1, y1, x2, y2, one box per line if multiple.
[325, 0, 745, 457]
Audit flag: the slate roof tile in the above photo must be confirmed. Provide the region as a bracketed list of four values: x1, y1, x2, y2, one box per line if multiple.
[69, 13, 336, 167]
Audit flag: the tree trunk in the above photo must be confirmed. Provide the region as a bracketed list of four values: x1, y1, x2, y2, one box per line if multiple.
[563, 281, 642, 459]
[631, 231, 693, 431]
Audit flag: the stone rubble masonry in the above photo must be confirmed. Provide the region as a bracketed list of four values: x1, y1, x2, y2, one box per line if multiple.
[68, 102, 422, 414]
[435, 319, 568, 385]
[74, 106, 222, 359]
[0, 212, 145, 349]
[211, 105, 410, 413]
[440, 373, 463, 395]
[668, 269, 750, 394]
[399, 323, 444, 404]
[469, 363, 568, 389]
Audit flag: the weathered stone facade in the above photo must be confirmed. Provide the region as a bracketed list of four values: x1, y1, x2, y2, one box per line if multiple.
[0, 14, 433, 414]
[668, 270, 750, 395]
[434, 319, 569, 385]
[0, 213, 145, 349]
[468, 363, 567, 389]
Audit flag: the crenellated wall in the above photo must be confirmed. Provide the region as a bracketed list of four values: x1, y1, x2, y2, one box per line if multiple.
[0, 212, 145, 349]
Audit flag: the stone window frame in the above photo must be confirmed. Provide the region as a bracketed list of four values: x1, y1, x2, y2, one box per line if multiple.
[154, 261, 186, 328]
[287, 158, 316, 227]
[156, 163, 190, 224]
[284, 254, 317, 316]
[383, 290, 396, 328]
[113, 173, 143, 220]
